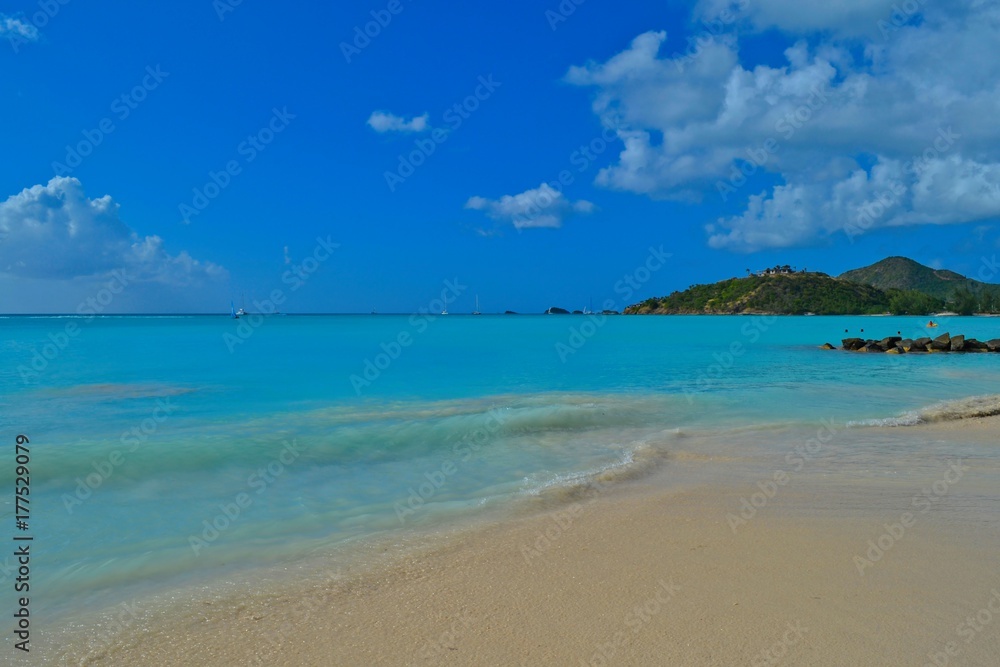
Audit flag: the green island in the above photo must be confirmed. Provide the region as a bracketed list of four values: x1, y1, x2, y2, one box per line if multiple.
[626, 256, 1000, 315]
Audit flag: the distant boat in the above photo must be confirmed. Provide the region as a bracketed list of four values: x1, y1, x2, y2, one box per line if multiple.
[441, 305, 449, 315]
[236, 292, 248, 317]
[472, 295, 481, 316]
[583, 297, 593, 315]
[371, 306, 377, 315]
[230, 301, 239, 319]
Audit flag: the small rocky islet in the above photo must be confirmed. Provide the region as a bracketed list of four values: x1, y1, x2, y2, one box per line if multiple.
[824, 332, 1000, 354]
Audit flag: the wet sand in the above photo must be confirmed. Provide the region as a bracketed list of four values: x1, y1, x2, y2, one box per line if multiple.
[51, 418, 1000, 666]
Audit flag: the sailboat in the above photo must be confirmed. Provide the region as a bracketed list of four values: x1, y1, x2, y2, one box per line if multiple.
[236, 292, 248, 317]
[230, 301, 239, 319]
[472, 295, 481, 315]
[583, 297, 593, 315]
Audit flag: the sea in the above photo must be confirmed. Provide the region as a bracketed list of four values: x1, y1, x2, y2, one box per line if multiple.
[2, 313, 1000, 634]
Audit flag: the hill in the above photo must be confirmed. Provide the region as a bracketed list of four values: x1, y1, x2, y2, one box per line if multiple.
[625, 272, 944, 315]
[839, 257, 985, 300]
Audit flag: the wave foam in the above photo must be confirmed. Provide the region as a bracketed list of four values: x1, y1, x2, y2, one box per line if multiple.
[850, 394, 1000, 427]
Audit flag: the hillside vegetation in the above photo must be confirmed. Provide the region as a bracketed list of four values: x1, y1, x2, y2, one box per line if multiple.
[625, 272, 945, 315]
[840, 256, 1000, 312]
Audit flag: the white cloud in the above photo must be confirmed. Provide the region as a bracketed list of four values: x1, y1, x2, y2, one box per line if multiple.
[465, 184, 594, 230]
[0, 15, 39, 42]
[0, 177, 227, 285]
[366, 111, 430, 133]
[694, 0, 903, 38]
[567, 2, 1000, 251]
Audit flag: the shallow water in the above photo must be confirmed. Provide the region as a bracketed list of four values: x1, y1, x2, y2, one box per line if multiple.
[2, 314, 1000, 625]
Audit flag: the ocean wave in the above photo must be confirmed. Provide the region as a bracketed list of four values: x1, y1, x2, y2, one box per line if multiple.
[518, 429, 681, 503]
[849, 394, 1000, 427]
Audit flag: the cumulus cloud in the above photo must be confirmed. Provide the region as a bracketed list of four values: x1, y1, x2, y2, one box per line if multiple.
[366, 111, 430, 133]
[566, 2, 1000, 251]
[465, 184, 594, 230]
[693, 0, 906, 38]
[0, 14, 39, 42]
[0, 177, 227, 284]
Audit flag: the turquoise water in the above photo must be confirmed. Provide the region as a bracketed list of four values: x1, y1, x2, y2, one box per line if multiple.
[2, 314, 1000, 621]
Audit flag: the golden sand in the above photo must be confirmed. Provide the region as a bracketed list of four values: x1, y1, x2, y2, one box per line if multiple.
[52, 420, 1000, 666]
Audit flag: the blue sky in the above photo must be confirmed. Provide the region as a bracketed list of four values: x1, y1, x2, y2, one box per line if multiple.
[2, 0, 999, 313]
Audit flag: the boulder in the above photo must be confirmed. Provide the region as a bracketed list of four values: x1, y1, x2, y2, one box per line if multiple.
[862, 342, 884, 353]
[930, 333, 951, 350]
[879, 336, 902, 349]
[899, 339, 914, 351]
[965, 339, 988, 352]
[841, 338, 866, 351]
[950, 335, 965, 351]
[820, 342, 836, 350]
[886, 347, 903, 354]
[912, 337, 931, 348]
[988, 339, 1000, 352]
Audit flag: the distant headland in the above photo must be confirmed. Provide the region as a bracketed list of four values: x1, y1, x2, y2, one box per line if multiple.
[625, 257, 1000, 316]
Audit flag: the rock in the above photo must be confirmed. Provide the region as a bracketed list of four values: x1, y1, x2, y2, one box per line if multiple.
[862, 342, 884, 353]
[930, 333, 951, 350]
[886, 347, 902, 354]
[601, 310, 620, 315]
[545, 307, 570, 315]
[820, 343, 836, 350]
[572, 310, 584, 314]
[841, 338, 866, 351]
[912, 337, 931, 348]
[950, 335, 965, 351]
[988, 339, 1000, 352]
[879, 336, 902, 349]
[504, 310, 518, 315]
[899, 339, 914, 351]
[966, 339, 988, 351]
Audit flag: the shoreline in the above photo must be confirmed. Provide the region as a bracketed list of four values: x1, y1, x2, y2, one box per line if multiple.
[45, 415, 1000, 665]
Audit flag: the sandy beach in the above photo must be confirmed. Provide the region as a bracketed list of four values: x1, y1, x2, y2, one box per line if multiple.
[48, 415, 1000, 666]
